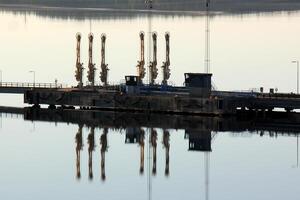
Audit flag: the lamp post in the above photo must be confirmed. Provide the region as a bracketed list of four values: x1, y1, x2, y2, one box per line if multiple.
[29, 70, 35, 88]
[292, 60, 299, 94]
[0, 70, 2, 86]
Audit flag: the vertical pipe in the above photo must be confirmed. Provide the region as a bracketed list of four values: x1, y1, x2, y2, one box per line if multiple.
[137, 32, 145, 83]
[75, 33, 83, 88]
[87, 33, 95, 87]
[100, 34, 109, 86]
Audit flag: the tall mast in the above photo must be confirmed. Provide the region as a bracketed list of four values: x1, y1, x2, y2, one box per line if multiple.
[146, 0, 153, 85]
[205, 0, 211, 73]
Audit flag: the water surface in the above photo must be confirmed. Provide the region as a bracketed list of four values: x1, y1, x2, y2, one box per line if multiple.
[0, 109, 299, 200]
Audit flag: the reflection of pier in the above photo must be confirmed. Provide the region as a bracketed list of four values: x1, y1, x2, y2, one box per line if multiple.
[14, 107, 300, 136]
[1, 106, 300, 135]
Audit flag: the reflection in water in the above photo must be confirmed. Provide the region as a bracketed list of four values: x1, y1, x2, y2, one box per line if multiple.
[1, 107, 300, 187]
[139, 129, 145, 175]
[75, 124, 83, 180]
[162, 130, 170, 177]
[150, 129, 157, 176]
[100, 128, 108, 181]
[87, 127, 95, 180]
[125, 127, 146, 175]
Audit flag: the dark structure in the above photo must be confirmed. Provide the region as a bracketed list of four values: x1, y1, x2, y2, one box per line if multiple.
[20, 72, 300, 115]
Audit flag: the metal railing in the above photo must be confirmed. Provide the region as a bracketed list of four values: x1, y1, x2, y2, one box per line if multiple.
[0, 82, 67, 88]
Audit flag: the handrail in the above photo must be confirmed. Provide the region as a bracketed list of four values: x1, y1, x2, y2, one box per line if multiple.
[0, 82, 68, 88]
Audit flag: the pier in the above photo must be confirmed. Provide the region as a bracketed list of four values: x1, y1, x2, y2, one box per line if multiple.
[0, 76, 300, 115]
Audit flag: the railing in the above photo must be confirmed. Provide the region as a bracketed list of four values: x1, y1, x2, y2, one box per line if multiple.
[0, 82, 68, 88]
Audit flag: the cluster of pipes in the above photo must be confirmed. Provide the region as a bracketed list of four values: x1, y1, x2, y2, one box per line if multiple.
[75, 31, 171, 88]
[137, 31, 171, 85]
[75, 33, 109, 88]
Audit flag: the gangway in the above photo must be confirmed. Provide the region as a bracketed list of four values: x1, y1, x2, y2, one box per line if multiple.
[0, 82, 66, 94]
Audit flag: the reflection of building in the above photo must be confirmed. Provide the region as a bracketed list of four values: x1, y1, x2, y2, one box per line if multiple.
[75, 124, 83, 180]
[87, 127, 95, 180]
[125, 127, 146, 175]
[100, 128, 108, 181]
[125, 127, 144, 144]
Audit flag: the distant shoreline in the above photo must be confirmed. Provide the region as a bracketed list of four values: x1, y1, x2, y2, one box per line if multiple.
[0, 3, 300, 21]
[0, 2, 300, 13]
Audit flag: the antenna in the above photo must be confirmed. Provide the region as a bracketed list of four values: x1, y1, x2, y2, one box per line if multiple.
[146, 0, 153, 85]
[89, 19, 92, 33]
[205, 0, 211, 73]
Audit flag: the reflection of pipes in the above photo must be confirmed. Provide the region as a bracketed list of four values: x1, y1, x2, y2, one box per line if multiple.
[162, 33, 170, 85]
[87, 127, 95, 180]
[151, 129, 157, 175]
[100, 128, 108, 181]
[75, 33, 84, 88]
[137, 32, 146, 83]
[163, 130, 170, 176]
[149, 33, 158, 85]
[87, 33, 96, 87]
[100, 34, 109, 86]
[139, 129, 145, 175]
[75, 124, 83, 180]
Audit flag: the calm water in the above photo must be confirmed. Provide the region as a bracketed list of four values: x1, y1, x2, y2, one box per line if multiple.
[0, 7, 300, 200]
[0, 109, 299, 200]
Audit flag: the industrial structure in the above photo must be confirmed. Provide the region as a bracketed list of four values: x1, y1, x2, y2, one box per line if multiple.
[149, 32, 158, 85]
[0, 2, 299, 115]
[87, 33, 96, 87]
[0, 30, 300, 115]
[161, 32, 170, 85]
[75, 33, 84, 89]
[136, 32, 146, 84]
[100, 34, 109, 86]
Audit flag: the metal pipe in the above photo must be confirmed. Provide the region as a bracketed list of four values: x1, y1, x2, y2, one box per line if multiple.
[75, 33, 84, 88]
[100, 34, 109, 86]
[87, 33, 96, 87]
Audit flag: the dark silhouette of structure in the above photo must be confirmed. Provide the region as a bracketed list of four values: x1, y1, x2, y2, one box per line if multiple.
[150, 129, 157, 175]
[100, 128, 108, 181]
[162, 129, 170, 176]
[75, 124, 83, 179]
[87, 126, 95, 180]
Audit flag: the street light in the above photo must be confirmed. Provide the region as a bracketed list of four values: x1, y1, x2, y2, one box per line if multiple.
[292, 60, 299, 94]
[29, 70, 35, 88]
[0, 70, 2, 86]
